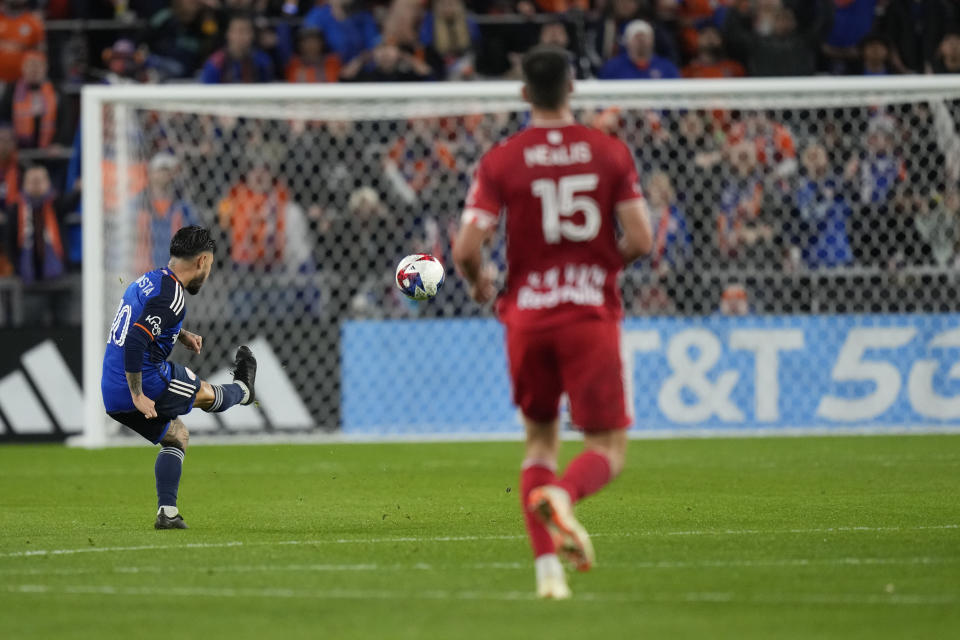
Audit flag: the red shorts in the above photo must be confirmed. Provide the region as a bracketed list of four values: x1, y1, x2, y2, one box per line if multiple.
[505, 319, 632, 431]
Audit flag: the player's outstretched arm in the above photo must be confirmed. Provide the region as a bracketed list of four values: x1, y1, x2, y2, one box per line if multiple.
[616, 199, 654, 265]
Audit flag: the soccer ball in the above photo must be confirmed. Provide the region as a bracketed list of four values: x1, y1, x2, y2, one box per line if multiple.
[395, 254, 445, 301]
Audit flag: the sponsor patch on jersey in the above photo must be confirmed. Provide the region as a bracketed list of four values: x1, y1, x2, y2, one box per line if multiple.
[145, 315, 162, 336]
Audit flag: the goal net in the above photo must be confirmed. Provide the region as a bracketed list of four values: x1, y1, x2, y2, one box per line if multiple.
[79, 78, 960, 446]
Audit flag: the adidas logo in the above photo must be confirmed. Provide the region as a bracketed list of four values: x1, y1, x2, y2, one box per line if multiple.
[181, 337, 312, 433]
[1, 337, 311, 440]
[0, 340, 83, 437]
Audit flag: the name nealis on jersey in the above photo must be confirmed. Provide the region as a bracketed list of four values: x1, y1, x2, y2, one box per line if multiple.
[101, 268, 187, 413]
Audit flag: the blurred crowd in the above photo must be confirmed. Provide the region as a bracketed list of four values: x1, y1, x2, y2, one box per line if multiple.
[2, 0, 960, 326]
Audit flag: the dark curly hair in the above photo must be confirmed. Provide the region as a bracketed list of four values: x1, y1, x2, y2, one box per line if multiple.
[169, 226, 216, 259]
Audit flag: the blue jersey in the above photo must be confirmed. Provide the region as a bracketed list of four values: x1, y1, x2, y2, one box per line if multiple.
[102, 268, 187, 413]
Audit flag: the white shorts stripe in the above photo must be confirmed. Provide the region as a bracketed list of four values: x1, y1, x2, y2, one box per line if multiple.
[167, 387, 193, 399]
[169, 380, 195, 392]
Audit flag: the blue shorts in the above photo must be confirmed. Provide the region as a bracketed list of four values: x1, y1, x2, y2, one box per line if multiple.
[107, 362, 200, 444]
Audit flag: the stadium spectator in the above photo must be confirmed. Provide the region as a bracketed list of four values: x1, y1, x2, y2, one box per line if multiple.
[933, 32, 960, 74]
[588, 0, 645, 65]
[318, 186, 406, 318]
[0, 0, 45, 84]
[589, 0, 680, 68]
[598, 20, 680, 79]
[884, 0, 958, 74]
[650, 0, 684, 62]
[723, 0, 833, 77]
[726, 112, 797, 177]
[133, 153, 197, 273]
[716, 140, 777, 265]
[255, 14, 294, 77]
[849, 115, 905, 207]
[341, 42, 434, 82]
[860, 33, 893, 75]
[382, 0, 442, 75]
[217, 157, 310, 273]
[645, 170, 693, 270]
[790, 143, 854, 269]
[2, 164, 78, 291]
[821, 0, 877, 75]
[0, 125, 18, 209]
[101, 39, 151, 83]
[0, 52, 69, 150]
[286, 27, 341, 82]
[845, 114, 906, 264]
[539, 20, 570, 52]
[506, 19, 582, 80]
[719, 282, 750, 315]
[303, 0, 381, 63]
[420, 0, 480, 80]
[200, 13, 274, 84]
[677, 0, 734, 55]
[681, 25, 745, 78]
[142, 0, 220, 79]
[912, 190, 960, 267]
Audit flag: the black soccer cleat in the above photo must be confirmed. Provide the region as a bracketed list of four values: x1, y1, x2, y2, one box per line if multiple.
[232, 345, 257, 405]
[155, 509, 188, 530]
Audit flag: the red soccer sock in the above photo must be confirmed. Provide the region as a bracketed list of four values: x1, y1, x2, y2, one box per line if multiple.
[520, 462, 556, 558]
[557, 450, 612, 504]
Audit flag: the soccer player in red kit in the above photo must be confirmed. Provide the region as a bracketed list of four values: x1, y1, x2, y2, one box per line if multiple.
[453, 46, 653, 599]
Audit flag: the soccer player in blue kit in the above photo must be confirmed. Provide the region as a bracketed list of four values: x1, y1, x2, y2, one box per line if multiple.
[102, 226, 257, 529]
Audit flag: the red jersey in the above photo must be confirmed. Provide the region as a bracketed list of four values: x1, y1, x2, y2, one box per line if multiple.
[464, 122, 643, 330]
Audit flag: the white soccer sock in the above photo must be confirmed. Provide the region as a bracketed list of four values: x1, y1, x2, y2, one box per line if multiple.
[535, 553, 564, 583]
[236, 381, 251, 405]
[158, 506, 179, 518]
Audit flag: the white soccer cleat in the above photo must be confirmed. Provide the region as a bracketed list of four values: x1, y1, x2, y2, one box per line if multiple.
[528, 485, 596, 572]
[535, 554, 572, 600]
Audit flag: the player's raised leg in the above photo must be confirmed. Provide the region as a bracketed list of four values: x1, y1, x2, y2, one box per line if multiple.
[155, 418, 190, 529]
[193, 346, 258, 412]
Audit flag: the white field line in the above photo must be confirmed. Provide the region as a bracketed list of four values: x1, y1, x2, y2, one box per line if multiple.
[0, 556, 956, 577]
[1, 524, 956, 560]
[3, 583, 957, 606]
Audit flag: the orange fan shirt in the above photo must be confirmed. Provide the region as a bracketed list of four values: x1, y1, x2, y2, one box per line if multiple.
[0, 12, 45, 82]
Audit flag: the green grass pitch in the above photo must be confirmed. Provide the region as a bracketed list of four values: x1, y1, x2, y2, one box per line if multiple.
[1, 435, 958, 639]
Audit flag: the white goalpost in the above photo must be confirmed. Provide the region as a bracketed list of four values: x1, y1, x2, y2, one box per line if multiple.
[77, 76, 960, 447]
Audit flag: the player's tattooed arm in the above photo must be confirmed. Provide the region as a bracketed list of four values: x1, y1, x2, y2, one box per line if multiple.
[126, 372, 158, 419]
[126, 371, 143, 396]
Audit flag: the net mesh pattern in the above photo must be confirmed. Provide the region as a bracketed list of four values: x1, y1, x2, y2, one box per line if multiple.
[93, 85, 960, 437]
